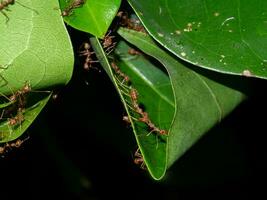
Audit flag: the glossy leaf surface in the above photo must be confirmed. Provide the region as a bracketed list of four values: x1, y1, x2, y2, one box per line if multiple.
[128, 0, 267, 79]
[59, 0, 121, 38]
[0, 0, 73, 142]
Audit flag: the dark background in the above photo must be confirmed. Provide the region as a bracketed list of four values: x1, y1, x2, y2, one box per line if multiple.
[1, 28, 267, 200]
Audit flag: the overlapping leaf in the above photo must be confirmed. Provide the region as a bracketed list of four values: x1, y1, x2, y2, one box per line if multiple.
[90, 37, 174, 179]
[0, 0, 73, 142]
[59, 0, 121, 38]
[118, 28, 245, 179]
[128, 0, 267, 79]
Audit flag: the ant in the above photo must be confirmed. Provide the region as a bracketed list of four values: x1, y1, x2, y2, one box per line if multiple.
[9, 81, 31, 108]
[79, 42, 99, 71]
[139, 111, 167, 135]
[128, 48, 142, 56]
[0, 0, 38, 23]
[133, 148, 146, 170]
[111, 62, 130, 83]
[102, 31, 116, 54]
[8, 107, 24, 127]
[129, 88, 143, 114]
[129, 88, 167, 135]
[0, 136, 29, 155]
[117, 11, 146, 33]
[123, 115, 131, 124]
[0, 145, 5, 154]
[61, 0, 85, 17]
[1, 82, 31, 127]
[0, 0, 14, 22]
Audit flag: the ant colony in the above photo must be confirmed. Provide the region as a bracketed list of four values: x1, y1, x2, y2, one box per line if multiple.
[104, 39, 168, 169]
[82, 12, 167, 169]
[0, 82, 32, 155]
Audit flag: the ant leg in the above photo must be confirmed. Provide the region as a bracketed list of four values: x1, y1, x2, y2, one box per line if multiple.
[0, 64, 9, 69]
[0, 74, 9, 88]
[105, 44, 116, 55]
[15, 1, 39, 14]
[1, 11, 9, 24]
[114, 76, 131, 92]
[0, 90, 11, 102]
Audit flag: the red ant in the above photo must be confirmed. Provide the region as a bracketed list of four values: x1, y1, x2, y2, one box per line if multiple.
[8, 81, 31, 110]
[129, 88, 167, 135]
[128, 48, 142, 56]
[129, 89, 138, 101]
[0, 0, 38, 23]
[61, 0, 85, 17]
[79, 42, 99, 71]
[117, 11, 146, 33]
[102, 31, 116, 54]
[122, 116, 130, 124]
[8, 107, 24, 127]
[129, 89, 143, 114]
[0, 0, 15, 22]
[133, 148, 146, 170]
[1, 82, 31, 129]
[0, 136, 29, 154]
[111, 62, 130, 83]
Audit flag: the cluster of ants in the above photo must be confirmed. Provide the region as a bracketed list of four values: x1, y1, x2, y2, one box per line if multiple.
[0, 82, 31, 155]
[0, 136, 29, 155]
[109, 61, 167, 136]
[61, 2, 159, 170]
[129, 88, 167, 135]
[110, 60, 167, 170]
[78, 31, 117, 72]
[78, 23, 164, 170]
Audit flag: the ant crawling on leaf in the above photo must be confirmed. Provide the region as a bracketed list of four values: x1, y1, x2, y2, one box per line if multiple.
[129, 88, 167, 136]
[0, 82, 31, 131]
[111, 62, 130, 83]
[61, 0, 86, 17]
[0, 0, 38, 23]
[8, 81, 31, 108]
[0, 0, 15, 22]
[133, 148, 146, 170]
[128, 48, 142, 56]
[116, 11, 146, 33]
[102, 31, 116, 54]
[8, 107, 24, 127]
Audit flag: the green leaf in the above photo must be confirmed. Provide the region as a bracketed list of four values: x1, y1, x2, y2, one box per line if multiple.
[114, 42, 176, 179]
[0, 93, 51, 143]
[59, 0, 121, 38]
[90, 37, 174, 179]
[0, 0, 74, 95]
[118, 28, 246, 179]
[128, 0, 267, 79]
[0, 0, 73, 143]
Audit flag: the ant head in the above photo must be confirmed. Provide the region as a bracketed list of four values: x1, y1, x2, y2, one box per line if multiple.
[84, 43, 90, 50]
